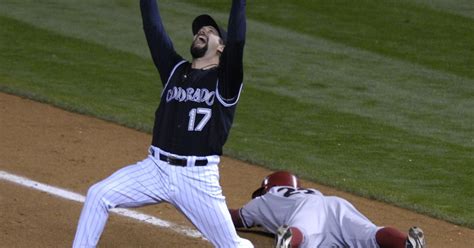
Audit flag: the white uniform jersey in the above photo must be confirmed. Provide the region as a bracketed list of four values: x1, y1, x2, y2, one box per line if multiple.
[239, 186, 381, 248]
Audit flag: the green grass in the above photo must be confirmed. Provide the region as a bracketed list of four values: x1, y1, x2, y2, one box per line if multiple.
[0, 0, 473, 227]
[0, 15, 157, 130]
[183, 0, 474, 78]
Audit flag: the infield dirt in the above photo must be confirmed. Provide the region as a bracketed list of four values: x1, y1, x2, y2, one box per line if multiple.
[0, 92, 472, 247]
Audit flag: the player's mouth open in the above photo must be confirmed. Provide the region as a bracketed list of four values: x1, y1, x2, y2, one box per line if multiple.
[196, 35, 207, 44]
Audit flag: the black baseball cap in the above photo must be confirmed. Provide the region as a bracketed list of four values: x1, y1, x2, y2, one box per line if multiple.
[192, 14, 227, 44]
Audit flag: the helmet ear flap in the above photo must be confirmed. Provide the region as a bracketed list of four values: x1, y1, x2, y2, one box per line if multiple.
[251, 187, 265, 199]
[250, 175, 270, 199]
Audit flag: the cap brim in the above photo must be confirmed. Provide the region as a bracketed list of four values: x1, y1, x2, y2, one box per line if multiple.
[192, 14, 226, 43]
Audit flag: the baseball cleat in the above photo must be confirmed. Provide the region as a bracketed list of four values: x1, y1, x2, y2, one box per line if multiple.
[406, 226, 426, 248]
[275, 225, 292, 248]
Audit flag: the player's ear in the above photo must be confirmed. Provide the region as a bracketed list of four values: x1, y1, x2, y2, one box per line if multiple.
[217, 37, 225, 54]
[217, 44, 225, 54]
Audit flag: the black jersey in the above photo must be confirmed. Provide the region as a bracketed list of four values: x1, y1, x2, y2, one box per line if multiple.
[151, 62, 240, 156]
[141, 0, 246, 156]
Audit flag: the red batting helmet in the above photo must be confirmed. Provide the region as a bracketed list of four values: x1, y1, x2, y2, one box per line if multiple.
[251, 171, 300, 198]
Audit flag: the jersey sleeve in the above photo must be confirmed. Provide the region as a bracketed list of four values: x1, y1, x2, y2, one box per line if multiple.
[140, 0, 184, 86]
[239, 198, 263, 228]
[217, 0, 246, 103]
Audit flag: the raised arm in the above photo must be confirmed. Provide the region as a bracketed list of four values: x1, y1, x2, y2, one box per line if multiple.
[140, 0, 183, 85]
[218, 0, 246, 100]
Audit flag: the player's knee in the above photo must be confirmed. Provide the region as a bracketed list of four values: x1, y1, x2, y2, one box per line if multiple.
[86, 181, 109, 201]
[84, 182, 116, 210]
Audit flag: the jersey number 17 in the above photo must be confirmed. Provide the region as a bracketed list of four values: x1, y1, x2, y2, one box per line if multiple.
[188, 108, 212, 131]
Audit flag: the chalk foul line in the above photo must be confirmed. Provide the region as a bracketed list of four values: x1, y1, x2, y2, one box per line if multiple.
[0, 170, 203, 239]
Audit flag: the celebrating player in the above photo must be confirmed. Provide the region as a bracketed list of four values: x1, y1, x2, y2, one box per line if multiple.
[72, 0, 252, 247]
[229, 171, 426, 248]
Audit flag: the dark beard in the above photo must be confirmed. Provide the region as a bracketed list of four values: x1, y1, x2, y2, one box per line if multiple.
[190, 42, 208, 59]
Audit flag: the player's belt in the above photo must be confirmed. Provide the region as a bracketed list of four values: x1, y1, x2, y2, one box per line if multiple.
[158, 153, 208, 167]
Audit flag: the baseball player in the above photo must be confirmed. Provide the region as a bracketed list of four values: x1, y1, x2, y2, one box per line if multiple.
[72, 0, 252, 247]
[230, 171, 426, 248]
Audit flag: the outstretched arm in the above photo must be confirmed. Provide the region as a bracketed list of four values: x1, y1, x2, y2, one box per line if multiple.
[231, 207, 304, 248]
[218, 0, 246, 101]
[229, 208, 245, 228]
[140, 0, 183, 86]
